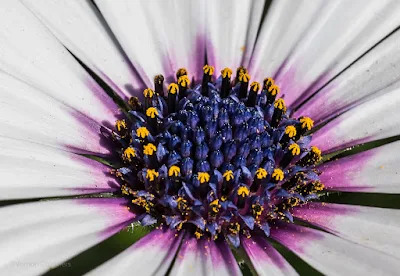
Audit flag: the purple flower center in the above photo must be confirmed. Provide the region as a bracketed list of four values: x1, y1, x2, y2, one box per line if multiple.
[110, 66, 324, 247]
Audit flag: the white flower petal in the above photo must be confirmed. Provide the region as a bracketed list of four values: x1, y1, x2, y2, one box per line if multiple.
[0, 0, 118, 124]
[293, 203, 400, 259]
[250, 0, 400, 107]
[205, 0, 265, 73]
[296, 28, 400, 123]
[95, 0, 206, 86]
[0, 71, 110, 154]
[21, 0, 143, 98]
[170, 237, 242, 276]
[0, 198, 136, 276]
[86, 229, 182, 276]
[242, 236, 298, 276]
[0, 137, 116, 200]
[271, 223, 399, 275]
[312, 87, 400, 153]
[319, 140, 400, 193]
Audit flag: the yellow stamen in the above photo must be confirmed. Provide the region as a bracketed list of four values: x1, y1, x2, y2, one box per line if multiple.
[236, 66, 247, 76]
[274, 98, 286, 111]
[194, 229, 203, 239]
[210, 199, 221, 213]
[123, 147, 136, 162]
[197, 172, 210, 184]
[268, 84, 280, 96]
[238, 72, 251, 82]
[237, 186, 250, 197]
[287, 197, 300, 207]
[168, 83, 179, 94]
[146, 107, 158, 118]
[143, 88, 154, 98]
[203, 65, 215, 75]
[300, 117, 314, 130]
[288, 143, 301, 156]
[168, 165, 181, 177]
[146, 169, 159, 181]
[221, 67, 233, 78]
[221, 195, 228, 202]
[285, 125, 297, 138]
[223, 170, 234, 181]
[143, 143, 157, 155]
[311, 146, 321, 156]
[136, 127, 149, 139]
[252, 204, 264, 218]
[250, 81, 261, 92]
[229, 222, 240, 235]
[272, 168, 284, 182]
[178, 75, 190, 87]
[176, 68, 187, 78]
[255, 168, 268, 179]
[312, 181, 325, 192]
[264, 77, 274, 88]
[115, 119, 127, 132]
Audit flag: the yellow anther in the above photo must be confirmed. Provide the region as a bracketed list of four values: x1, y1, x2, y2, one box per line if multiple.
[115, 119, 127, 132]
[197, 172, 210, 184]
[285, 125, 297, 138]
[250, 81, 261, 92]
[274, 98, 286, 111]
[238, 72, 251, 82]
[268, 85, 280, 96]
[236, 66, 247, 76]
[175, 222, 183, 231]
[123, 147, 136, 162]
[143, 143, 157, 155]
[176, 197, 188, 212]
[168, 83, 179, 94]
[311, 146, 321, 156]
[255, 168, 268, 179]
[203, 65, 215, 75]
[252, 204, 264, 218]
[121, 184, 132, 195]
[313, 181, 325, 192]
[210, 199, 221, 213]
[136, 127, 149, 139]
[229, 222, 241, 235]
[264, 77, 274, 88]
[143, 88, 154, 98]
[176, 68, 188, 78]
[221, 67, 233, 78]
[168, 165, 181, 177]
[287, 197, 300, 207]
[132, 197, 153, 213]
[178, 75, 190, 87]
[146, 169, 159, 182]
[223, 170, 234, 181]
[237, 186, 250, 197]
[300, 117, 314, 130]
[288, 143, 301, 156]
[146, 107, 159, 118]
[272, 168, 284, 182]
[194, 229, 203, 239]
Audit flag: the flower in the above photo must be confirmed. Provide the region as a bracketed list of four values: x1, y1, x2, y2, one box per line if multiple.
[1, 1, 400, 275]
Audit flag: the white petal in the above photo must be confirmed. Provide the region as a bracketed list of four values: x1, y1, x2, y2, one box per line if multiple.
[0, 0, 118, 124]
[21, 0, 143, 98]
[312, 86, 400, 153]
[0, 137, 116, 200]
[249, 0, 400, 107]
[293, 203, 400, 259]
[170, 237, 242, 276]
[296, 28, 400, 123]
[0, 71, 110, 154]
[242, 236, 298, 276]
[95, 0, 206, 86]
[205, 0, 265, 73]
[86, 229, 182, 276]
[318, 140, 400, 193]
[271, 223, 399, 275]
[0, 198, 136, 276]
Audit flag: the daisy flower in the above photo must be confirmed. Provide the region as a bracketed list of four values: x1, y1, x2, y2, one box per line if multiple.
[1, 0, 400, 275]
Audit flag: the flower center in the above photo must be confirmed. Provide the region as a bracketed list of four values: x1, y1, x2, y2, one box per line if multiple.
[109, 65, 324, 247]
